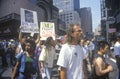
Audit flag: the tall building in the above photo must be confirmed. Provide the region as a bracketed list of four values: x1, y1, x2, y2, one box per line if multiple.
[0, 0, 66, 38]
[100, 0, 120, 41]
[53, 0, 81, 29]
[79, 7, 93, 33]
[59, 10, 81, 28]
[53, 0, 80, 12]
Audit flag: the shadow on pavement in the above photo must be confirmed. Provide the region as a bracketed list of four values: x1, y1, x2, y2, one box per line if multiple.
[0, 77, 11, 79]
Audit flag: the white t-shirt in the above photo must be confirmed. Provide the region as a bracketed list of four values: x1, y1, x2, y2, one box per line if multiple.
[57, 44, 85, 79]
[114, 41, 120, 56]
[39, 46, 56, 68]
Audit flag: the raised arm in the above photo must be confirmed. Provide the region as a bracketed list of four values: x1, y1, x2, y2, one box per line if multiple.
[18, 26, 22, 43]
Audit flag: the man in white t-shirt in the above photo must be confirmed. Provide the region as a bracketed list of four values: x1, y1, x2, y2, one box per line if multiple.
[57, 23, 87, 79]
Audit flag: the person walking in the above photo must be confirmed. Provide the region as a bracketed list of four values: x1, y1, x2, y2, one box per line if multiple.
[57, 23, 87, 79]
[11, 39, 38, 79]
[39, 37, 56, 79]
[93, 41, 113, 79]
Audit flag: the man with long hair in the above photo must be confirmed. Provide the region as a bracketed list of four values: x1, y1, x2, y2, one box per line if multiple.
[57, 23, 87, 79]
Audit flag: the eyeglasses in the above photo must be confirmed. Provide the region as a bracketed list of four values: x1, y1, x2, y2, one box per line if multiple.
[74, 30, 82, 32]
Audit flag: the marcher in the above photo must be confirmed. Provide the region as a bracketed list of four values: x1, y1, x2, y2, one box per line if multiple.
[93, 41, 113, 79]
[39, 37, 56, 79]
[0, 40, 8, 67]
[11, 39, 38, 79]
[57, 23, 87, 79]
[16, 26, 40, 55]
[114, 34, 120, 79]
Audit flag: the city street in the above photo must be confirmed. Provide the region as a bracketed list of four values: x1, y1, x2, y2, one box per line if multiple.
[0, 57, 60, 79]
[0, 66, 12, 79]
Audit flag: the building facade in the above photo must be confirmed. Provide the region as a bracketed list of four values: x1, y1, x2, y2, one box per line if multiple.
[79, 7, 93, 33]
[59, 10, 81, 29]
[53, 0, 81, 29]
[100, 0, 120, 41]
[53, 0, 80, 12]
[0, 0, 65, 39]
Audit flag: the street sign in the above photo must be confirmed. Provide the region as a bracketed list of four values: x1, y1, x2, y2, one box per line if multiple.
[107, 17, 115, 24]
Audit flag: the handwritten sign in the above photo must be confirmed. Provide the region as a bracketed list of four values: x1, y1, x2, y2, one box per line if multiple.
[40, 22, 55, 40]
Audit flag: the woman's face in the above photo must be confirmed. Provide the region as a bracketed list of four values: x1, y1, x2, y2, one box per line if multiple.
[100, 45, 109, 54]
[25, 42, 31, 52]
[103, 45, 109, 54]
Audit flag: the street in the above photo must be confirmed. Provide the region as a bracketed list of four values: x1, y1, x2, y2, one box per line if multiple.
[0, 57, 60, 79]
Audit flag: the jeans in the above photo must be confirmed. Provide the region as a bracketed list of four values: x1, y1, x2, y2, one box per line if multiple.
[18, 72, 32, 79]
[45, 67, 52, 79]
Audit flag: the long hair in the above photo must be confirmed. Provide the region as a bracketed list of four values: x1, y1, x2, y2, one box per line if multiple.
[66, 23, 80, 44]
[25, 39, 36, 56]
[44, 37, 53, 50]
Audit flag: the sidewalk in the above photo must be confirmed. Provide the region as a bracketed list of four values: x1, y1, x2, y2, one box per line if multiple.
[0, 66, 12, 79]
[0, 56, 60, 79]
[0, 56, 12, 79]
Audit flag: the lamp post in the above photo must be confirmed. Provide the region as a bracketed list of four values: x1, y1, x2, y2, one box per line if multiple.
[104, 8, 113, 42]
[106, 21, 109, 42]
[104, 8, 109, 42]
[106, 17, 115, 42]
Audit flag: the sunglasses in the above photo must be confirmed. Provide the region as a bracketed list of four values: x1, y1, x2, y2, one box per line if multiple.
[74, 30, 82, 32]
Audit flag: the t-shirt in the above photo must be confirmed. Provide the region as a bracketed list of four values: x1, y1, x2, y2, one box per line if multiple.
[57, 44, 85, 79]
[114, 41, 120, 56]
[39, 46, 56, 68]
[24, 56, 36, 76]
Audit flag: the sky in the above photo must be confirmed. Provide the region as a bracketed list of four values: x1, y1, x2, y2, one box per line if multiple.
[80, 0, 101, 32]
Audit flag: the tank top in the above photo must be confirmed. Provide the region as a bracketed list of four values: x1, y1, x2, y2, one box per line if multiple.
[94, 54, 109, 79]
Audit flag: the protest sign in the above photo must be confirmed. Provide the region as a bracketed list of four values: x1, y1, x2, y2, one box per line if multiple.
[21, 8, 39, 33]
[40, 22, 55, 40]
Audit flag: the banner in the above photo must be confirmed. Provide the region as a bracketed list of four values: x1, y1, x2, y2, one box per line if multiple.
[40, 22, 55, 40]
[21, 8, 39, 33]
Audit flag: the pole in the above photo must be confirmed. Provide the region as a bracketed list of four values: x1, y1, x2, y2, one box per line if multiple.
[106, 22, 109, 42]
[105, 8, 109, 42]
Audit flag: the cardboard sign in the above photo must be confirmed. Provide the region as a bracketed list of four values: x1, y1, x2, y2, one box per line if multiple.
[40, 22, 55, 40]
[21, 8, 39, 33]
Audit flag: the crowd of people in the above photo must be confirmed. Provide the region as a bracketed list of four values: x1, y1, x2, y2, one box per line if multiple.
[0, 23, 120, 79]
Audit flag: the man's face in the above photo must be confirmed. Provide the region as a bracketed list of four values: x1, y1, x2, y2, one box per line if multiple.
[102, 45, 109, 54]
[72, 25, 83, 41]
